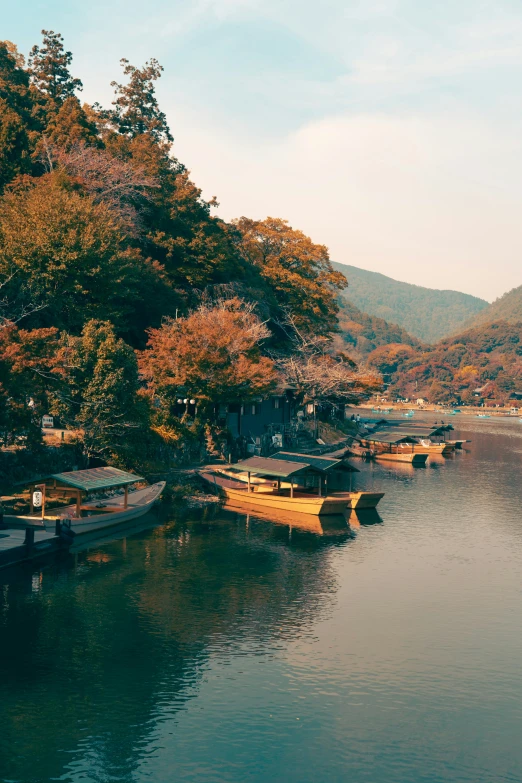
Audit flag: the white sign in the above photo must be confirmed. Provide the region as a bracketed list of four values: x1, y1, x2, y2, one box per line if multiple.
[42, 415, 54, 428]
[33, 491, 43, 508]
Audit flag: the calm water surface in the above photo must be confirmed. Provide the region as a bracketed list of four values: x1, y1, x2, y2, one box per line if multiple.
[1, 415, 522, 783]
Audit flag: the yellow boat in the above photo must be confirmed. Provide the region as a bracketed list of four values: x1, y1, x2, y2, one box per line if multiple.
[199, 455, 383, 516]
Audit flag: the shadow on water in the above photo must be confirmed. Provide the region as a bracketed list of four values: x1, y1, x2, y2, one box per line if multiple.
[0, 501, 350, 783]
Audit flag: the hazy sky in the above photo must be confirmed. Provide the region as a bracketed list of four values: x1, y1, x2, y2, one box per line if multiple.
[5, 0, 522, 301]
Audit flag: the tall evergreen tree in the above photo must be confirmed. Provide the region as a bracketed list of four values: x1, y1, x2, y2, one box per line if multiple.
[110, 58, 173, 144]
[28, 30, 82, 113]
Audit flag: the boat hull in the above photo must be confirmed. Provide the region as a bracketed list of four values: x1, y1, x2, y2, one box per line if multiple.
[200, 471, 354, 515]
[374, 452, 428, 464]
[45, 482, 166, 536]
[412, 444, 453, 455]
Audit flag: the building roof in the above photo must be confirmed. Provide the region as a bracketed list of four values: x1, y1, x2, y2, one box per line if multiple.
[232, 456, 311, 478]
[271, 451, 358, 472]
[50, 467, 144, 491]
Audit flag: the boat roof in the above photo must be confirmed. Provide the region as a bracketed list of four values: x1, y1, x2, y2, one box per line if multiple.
[271, 451, 359, 473]
[360, 430, 419, 444]
[382, 428, 442, 439]
[49, 467, 144, 491]
[232, 456, 312, 478]
[391, 422, 453, 434]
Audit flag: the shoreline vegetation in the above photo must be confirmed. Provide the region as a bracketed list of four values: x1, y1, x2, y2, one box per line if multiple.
[0, 31, 380, 496]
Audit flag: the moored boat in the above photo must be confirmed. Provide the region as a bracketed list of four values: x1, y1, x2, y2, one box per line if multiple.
[4, 467, 165, 538]
[199, 455, 384, 515]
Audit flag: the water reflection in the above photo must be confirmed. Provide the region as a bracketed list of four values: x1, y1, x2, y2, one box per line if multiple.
[0, 506, 346, 783]
[223, 502, 354, 537]
[3, 416, 522, 783]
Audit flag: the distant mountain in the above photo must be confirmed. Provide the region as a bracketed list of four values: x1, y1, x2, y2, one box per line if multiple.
[460, 284, 522, 330]
[367, 321, 522, 405]
[337, 298, 422, 360]
[333, 263, 488, 343]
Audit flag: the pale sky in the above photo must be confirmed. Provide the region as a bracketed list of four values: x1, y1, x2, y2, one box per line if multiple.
[5, 0, 522, 301]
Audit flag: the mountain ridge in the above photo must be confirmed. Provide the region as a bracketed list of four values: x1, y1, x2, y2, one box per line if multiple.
[458, 284, 522, 331]
[333, 262, 489, 343]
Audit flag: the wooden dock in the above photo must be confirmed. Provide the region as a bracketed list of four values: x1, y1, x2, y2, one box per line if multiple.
[0, 526, 66, 571]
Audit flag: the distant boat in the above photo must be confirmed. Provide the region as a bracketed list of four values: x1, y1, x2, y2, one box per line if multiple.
[477, 414, 490, 418]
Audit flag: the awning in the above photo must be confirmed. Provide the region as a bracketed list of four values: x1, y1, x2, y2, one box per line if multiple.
[271, 451, 360, 472]
[49, 467, 144, 492]
[231, 456, 311, 478]
[360, 430, 418, 444]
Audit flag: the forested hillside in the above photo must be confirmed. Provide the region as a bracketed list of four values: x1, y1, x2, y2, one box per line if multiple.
[336, 299, 422, 361]
[333, 263, 488, 343]
[460, 284, 522, 331]
[0, 32, 379, 472]
[368, 321, 522, 405]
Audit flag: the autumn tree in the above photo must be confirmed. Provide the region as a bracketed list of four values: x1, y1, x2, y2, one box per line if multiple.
[277, 326, 381, 412]
[367, 343, 417, 376]
[235, 217, 347, 338]
[42, 141, 159, 230]
[139, 298, 277, 419]
[44, 96, 99, 150]
[0, 174, 166, 336]
[51, 320, 146, 460]
[0, 324, 59, 446]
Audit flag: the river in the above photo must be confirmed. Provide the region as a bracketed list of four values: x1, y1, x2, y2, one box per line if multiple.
[1, 415, 522, 783]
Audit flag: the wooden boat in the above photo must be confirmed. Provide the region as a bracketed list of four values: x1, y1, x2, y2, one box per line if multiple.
[5, 467, 165, 538]
[50, 482, 165, 536]
[357, 433, 430, 465]
[411, 440, 453, 455]
[200, 471, 350, 515]
[373, 451, 427, 464]
[199, 456, 384, 515]
[446, 439, 469, 449]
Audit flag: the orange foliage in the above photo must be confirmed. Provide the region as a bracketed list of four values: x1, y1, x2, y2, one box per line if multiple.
[139, 298, 277, 406]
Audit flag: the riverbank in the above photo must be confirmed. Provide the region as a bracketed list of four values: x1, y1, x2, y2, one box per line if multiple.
[357, 402, 520, 417]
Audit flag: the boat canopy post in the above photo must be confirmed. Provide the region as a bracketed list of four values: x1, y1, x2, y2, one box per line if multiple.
[124, 485, 128, 509]
[317, 476, 322, 497]
[247, 472, 251, 493]
[290, 479, 294, 498]
[76, 490, 81, 519]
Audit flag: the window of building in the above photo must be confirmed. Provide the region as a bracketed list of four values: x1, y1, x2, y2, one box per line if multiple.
[251, 404, 257, 415]
[272, 397, 280, 409]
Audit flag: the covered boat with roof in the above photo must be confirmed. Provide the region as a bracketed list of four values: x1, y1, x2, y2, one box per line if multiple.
[4, 467, 165, 536]
[199, 454, 383, 514]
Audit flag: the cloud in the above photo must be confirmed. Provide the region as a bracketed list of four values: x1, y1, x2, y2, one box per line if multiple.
[171, 105, 522, 300]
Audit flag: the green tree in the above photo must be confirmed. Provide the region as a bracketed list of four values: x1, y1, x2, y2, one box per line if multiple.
[28, 30, 82, 125]
[52, 320, 146, 460]
[109, 58, 172, 144]
[0, 41, 34, 188]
